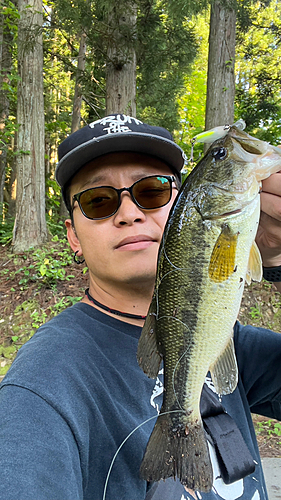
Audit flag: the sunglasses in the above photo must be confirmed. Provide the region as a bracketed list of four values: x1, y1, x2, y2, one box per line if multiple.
[72, 175, 176, 220]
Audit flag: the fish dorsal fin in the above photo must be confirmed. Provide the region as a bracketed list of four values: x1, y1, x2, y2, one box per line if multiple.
[209, 337, 238, 395]
[137, 296, 162, 379]
[246, 240, 263, 285]
[209, 225, 238, 283]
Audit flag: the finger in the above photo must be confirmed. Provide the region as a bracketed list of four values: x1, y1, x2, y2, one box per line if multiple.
[259, 210, 281, 236]
[260, 192, 281, 222]
[262, 172, 281, 197]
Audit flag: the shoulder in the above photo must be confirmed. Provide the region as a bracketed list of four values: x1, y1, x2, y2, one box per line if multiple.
[1, 302, 141, 395]
[8, 302, 103, 362]
[0, 303, 108, 394]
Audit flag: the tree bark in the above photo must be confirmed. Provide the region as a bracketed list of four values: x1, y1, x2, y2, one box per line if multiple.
[106, 1, 137, 116]
[13, 0, 48, 252]
[71, 32, 87, 133]
[205, 1, 236, 130]
[0, 8, 13, 210]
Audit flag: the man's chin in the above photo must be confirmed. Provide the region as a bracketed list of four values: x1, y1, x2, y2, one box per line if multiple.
[120, 269, 156, 288]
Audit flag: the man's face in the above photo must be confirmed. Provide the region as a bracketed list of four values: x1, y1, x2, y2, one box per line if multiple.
[66, 152, 179, 292]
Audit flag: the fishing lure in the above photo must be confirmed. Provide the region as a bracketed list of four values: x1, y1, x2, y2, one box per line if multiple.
[192, 119, 246, 144]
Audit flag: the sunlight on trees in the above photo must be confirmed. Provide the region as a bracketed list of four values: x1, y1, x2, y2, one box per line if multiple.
[1, 0, 281, 248]
[235, 0, 281, 143]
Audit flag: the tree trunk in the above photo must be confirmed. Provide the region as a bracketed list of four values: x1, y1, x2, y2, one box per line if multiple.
[0, 9, 13, 212]
[13, 0, 48, 252]
[205, 1, 236, 130]
[106, 1, 137, 116]
[71, 32, 87, 133]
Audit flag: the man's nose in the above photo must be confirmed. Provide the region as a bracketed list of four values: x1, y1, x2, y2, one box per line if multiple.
[113, 191, 146, 225]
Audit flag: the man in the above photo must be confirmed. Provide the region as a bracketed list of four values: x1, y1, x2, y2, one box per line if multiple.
[0, 113, 281, 500]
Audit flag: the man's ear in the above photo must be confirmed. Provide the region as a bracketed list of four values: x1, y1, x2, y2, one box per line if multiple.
[65, 219, 83, 257]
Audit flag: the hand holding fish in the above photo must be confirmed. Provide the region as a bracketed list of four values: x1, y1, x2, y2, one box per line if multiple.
[256, 171, 281, 292]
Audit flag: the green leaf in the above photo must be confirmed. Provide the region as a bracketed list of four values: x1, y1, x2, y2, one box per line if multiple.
[39, 264, 47, 276]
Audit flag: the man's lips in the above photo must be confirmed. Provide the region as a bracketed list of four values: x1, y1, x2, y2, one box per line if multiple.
[115, 235, 157, 250]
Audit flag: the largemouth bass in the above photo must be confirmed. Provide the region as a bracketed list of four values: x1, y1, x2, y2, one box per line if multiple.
[137, 125, 281, 492]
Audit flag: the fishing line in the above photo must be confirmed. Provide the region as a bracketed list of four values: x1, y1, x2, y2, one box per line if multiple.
[157, 268, 189, 289]
[171, 342, 191, 411]
[160, 233, 186, 272]
[156, 315, 190, 331]
[155, 315, 191, 410]
[162, 245, 186, 271]
[102, 409, 184, 500]
[150, 314, 191, 411]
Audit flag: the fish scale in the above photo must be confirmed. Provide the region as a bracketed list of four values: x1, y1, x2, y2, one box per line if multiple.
[137, 125, 281, 492]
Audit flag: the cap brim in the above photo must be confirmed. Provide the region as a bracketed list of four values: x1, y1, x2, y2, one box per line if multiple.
[55, 132, 184, 187]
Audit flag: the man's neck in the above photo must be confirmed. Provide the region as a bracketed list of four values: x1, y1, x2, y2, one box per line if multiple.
[82, 278, 153, 326]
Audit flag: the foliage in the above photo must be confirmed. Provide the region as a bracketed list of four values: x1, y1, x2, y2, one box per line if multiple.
[255, 419, 281, 438]
[45, 0, 202, 130]
[0, 209, 14, 245]
[0, 236, 74, 288]
[235, 0, 281, 143]
[0, 237, 83, 374]
[176, 0, 281, 151]
[176, 12, 209, 161]
[0, 0, 19, 38]
[238, 281, 281, 332]
[2, 0, 281, 234]
[0, 294, 82, 376]
[0, 1, 19, 157]
[28, 0, 205, 229]
[236, 0, 272, 32]
[136, 4, 199, 131]
[249, 304, 263, 321]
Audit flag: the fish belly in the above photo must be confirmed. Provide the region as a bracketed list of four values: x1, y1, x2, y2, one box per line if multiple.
[183, 198, 260, 415]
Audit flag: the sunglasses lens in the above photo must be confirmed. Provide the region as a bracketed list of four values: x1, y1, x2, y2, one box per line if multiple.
[133, 176, 172, 209]
[76, 176, 173, 219]
[79, 187, 119, 219]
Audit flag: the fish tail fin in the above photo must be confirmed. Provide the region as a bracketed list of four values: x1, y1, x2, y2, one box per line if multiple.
[140, 413, 213, 492]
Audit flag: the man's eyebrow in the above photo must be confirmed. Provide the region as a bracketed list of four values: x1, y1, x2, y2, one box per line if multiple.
[77, 172, 161, 191]
[78, 175, 108, 190]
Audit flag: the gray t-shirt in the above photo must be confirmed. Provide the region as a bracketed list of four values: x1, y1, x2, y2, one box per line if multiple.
[0, 302, 281, 500]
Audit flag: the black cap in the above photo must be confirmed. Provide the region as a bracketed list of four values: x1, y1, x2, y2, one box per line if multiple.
[55, 114, 185, 189]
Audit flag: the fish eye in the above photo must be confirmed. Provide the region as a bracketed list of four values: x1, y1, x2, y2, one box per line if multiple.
[212, 147, 227, 161]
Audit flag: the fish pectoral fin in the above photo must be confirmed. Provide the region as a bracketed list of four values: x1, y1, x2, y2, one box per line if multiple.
[210, 337, 238, 395]
[208, 225, 238, 283]
[246, 240, 263, 285]
[137, 297, 162, 378]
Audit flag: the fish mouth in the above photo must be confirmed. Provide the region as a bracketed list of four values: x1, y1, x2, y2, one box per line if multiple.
[220, 208, 242, 218]
[206, 208, 242, 221]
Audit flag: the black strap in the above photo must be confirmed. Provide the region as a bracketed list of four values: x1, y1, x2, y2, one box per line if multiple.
[200, 384, 255, 484]
[263, 265, 281, 282]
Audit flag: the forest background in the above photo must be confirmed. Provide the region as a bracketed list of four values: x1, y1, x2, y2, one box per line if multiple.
[1, 0, 281, 248]
[0, 2, 281, 355]
[1, 0, 281, 454]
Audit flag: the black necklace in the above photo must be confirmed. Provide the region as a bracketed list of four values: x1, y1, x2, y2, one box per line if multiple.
[85, 288, 147, 320]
